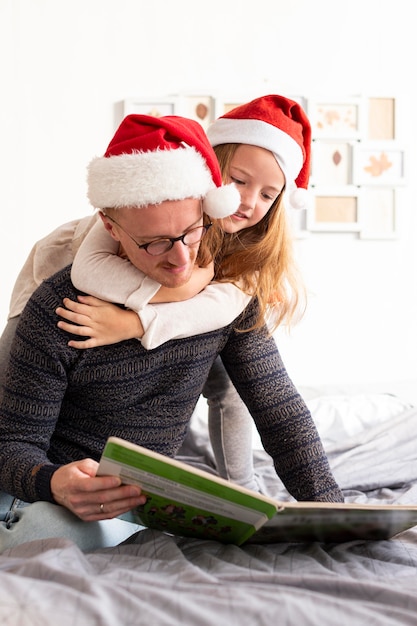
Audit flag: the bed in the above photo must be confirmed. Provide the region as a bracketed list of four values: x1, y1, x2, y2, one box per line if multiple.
[1, 380, 417, 625]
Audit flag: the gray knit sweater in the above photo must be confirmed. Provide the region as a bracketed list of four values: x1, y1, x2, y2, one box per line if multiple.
[0, 265, 343, 504]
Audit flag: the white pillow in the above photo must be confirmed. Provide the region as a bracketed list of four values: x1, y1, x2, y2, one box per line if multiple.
[252, 393, 411, 450]
[309, 393, 412, 446]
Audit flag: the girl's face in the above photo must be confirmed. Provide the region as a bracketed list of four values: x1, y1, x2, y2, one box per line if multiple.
[221, 144, 285, 234]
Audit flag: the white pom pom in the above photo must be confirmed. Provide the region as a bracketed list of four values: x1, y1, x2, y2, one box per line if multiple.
[289, 187, 310, 210]
[203, 183, 241, 219]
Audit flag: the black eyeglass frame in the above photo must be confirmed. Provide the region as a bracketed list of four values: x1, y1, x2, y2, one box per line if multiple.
[103, 213, 213, 256]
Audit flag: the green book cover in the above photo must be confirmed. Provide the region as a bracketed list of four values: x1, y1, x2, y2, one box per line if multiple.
[98, 437, 278, 545]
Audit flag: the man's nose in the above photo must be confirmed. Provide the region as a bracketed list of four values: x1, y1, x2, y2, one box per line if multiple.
[166, 239, 192, 265]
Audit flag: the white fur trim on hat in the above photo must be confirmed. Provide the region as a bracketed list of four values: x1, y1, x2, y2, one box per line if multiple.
[87, 145, 240, 218]
[88, 147, 215, 209]
[207, 118, 304, 186]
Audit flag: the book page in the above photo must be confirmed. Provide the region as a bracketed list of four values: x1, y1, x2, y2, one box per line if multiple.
[249, 504, 417, 543]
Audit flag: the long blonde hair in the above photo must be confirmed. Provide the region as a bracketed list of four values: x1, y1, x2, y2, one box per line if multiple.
[213, 143, 306, 332]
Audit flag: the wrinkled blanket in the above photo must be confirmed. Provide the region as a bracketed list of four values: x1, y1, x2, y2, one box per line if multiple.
[1, 391, 416, 626]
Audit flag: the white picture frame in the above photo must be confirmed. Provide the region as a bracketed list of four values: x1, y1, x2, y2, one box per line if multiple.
[307, 96, 365, 140]
[123, 97, 179, 118]
[367, 96, 397, 140]
[352, 142, 406, 186]
[307, 187, 361, 232]
[310, 140, 354, 187]
[176, 95, 215, 130]
[358, 187, 399, 239]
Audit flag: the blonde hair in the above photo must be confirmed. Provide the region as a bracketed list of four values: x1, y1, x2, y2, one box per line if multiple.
[213, 143, 306, 332]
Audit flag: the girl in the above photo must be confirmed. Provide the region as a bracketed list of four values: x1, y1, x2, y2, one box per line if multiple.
[56, 94, 312, 492]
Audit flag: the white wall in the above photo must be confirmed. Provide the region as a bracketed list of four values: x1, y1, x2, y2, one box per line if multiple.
[1, 0, 416, 386]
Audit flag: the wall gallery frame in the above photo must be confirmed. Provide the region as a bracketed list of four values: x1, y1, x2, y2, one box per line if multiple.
[306, 94, 405, 239]
[120, 94, 406, 240]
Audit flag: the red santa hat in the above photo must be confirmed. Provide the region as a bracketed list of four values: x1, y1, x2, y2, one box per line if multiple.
[87, 114, 240, 218]
[207, 94, 312, 210]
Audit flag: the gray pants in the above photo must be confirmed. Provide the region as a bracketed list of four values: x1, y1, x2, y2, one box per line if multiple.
[203, 356, 258, 491]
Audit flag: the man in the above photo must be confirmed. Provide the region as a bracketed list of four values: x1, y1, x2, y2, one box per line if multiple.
[0, 114, 343, 552]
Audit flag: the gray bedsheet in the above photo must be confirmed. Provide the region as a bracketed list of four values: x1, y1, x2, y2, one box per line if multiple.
[1, 394, 416, 625]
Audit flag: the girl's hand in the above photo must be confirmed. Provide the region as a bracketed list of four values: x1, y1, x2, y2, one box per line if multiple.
[56, 295, 144, 348]
[151, 261, 214, 303]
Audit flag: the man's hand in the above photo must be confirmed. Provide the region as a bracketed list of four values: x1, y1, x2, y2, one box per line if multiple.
[50, 458, 146, 521]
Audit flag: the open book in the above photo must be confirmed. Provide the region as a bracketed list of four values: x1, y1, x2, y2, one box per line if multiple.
[98, 436, 417, 545]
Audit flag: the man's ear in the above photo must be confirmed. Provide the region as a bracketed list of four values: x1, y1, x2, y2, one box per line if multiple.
[99, 211, 120, 242]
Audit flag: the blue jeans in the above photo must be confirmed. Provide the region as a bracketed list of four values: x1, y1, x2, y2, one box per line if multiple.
[0, 492, 141, 553]
[0, 493, 28, 528]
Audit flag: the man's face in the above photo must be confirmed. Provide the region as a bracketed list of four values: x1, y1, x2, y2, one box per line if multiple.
[102, 198, 203, 288]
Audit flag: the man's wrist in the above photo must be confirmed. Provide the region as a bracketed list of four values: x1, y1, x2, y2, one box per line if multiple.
[34, 462, 61, 503]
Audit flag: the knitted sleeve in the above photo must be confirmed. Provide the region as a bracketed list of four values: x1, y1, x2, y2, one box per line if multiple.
[71, 219, 251, 349]
[220, 302, 344, 503]
[0, 271, 75, 502]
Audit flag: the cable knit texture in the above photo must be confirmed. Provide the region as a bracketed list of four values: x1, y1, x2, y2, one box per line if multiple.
[0, 265, 343, 504]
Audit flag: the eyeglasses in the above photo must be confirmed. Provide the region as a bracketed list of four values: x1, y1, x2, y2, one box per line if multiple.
[103, 213, 213, 256]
